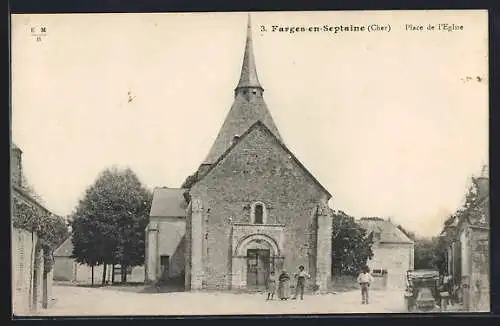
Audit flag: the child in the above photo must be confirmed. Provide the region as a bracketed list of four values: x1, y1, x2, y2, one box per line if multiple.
[277, 270, 291, 300]
[292, 265, 310, 300]
[266, 271, 277, 300]
[357, 265, 373, 304]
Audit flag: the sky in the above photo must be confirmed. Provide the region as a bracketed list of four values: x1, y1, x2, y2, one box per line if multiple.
[11, 11, 488, 237]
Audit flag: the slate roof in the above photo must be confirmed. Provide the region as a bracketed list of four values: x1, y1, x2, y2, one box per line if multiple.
[149, 188, 187, 218]
[357, 217, 413, 244]
[236, 14, 263, 90]
[53, 236, 73, 257]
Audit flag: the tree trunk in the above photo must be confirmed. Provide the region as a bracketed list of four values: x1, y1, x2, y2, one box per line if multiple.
[42, 271, 48, 309]
[121, 265, 127, 283]
[91, 265, 94, 286]
[112, 265, 115, 284]
[102, 264, 107, 285]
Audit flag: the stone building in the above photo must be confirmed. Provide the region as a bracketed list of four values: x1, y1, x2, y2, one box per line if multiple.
[439, 166, 489, 312]
[357, 217, 414, 290]
[11, 144, 54, 314]
[145, 16, 334, 292]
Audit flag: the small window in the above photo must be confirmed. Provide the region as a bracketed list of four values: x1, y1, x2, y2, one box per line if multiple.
[251, 201, 267, 224]
[254, 204, 263, 224]
[372, 269, 388, 276]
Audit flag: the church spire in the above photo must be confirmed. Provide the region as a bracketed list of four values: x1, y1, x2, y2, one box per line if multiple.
[235, 14, 263, 95]
[200, 14, 282, 166]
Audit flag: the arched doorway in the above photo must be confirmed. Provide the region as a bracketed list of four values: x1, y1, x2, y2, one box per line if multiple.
[232, 234, 283, 290]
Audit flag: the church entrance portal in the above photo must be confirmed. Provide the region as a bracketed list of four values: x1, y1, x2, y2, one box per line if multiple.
[246, 249, 270, 290]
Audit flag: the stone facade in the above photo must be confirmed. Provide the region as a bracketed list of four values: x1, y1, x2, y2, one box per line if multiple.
[148, 16, 334, 293]
[187, 123, 332, 291]
[440, 170, 490, 312]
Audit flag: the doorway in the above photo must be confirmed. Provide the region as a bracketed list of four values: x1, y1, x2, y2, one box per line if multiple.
[246, 249, 270, 290]
[160, 255, 170, 282]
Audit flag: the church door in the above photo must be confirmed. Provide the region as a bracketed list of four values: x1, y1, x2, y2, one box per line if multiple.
[246, 249, 270, 290]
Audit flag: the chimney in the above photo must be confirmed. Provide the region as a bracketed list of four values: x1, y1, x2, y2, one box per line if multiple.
[474, 164, 489, 200]
[11, 143, 23, 187]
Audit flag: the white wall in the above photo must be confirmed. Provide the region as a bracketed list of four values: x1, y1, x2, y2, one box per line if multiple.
[367, 243, 414, 289]
[156, 217, 186, 279]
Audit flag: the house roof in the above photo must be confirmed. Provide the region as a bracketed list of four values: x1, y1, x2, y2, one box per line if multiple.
[194, 120, 332, 199]
[12, 185, 54, 216]
[357, 217, 413, 244]
[53, 236, 73, 257]
[149, 187, 187, 218]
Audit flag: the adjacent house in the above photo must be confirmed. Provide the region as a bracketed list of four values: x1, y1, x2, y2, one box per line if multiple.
[145, 16, 334, 292]
[11, 144, 55, 314]
[357, 217, 414, 290]
[439, 166, 489, 312]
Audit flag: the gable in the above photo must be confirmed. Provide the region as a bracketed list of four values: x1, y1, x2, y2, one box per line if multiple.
[150, 188, 187, 218]
[358, 218, 413, 244]
[193, 121, 331, 200]
[202, 89, 282, 165]
[54, 237, 73, 257]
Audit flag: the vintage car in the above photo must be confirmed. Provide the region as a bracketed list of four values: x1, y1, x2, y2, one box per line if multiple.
[404, 269, 442, 312]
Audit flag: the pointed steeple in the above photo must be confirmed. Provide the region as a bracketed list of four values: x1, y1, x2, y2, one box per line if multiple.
[200, 14, 282, 165]
[235, 14, 263, 95]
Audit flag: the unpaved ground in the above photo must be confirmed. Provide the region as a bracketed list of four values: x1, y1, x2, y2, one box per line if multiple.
[32, 284, 410, 316]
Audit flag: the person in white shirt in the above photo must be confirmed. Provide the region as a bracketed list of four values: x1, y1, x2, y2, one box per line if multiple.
[357, 266, 374, 304]
[292, 265, 311, 300]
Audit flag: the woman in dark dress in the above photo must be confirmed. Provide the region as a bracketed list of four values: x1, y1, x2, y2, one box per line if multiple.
[277, 270, 291, 300]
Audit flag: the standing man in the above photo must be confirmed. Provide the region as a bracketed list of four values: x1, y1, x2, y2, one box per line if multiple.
[292, 265, 310, 300]
[357, 265, 374, 304]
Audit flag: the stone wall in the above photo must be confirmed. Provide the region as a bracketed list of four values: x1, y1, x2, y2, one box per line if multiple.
[190, 125, 331, 290]
[12, 228, 37, 315]
[468, 228, 489, 312]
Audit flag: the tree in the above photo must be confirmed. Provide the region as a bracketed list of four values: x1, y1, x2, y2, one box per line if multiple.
[21, 173, 46, 205]
[12, 177, 70, 276]
[331, 210, 374, 276]
[413, 236, 446, 273]
[70, 166, 153, 285]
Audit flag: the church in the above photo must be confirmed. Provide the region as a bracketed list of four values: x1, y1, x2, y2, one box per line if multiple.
[145, 15, 334, 292]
